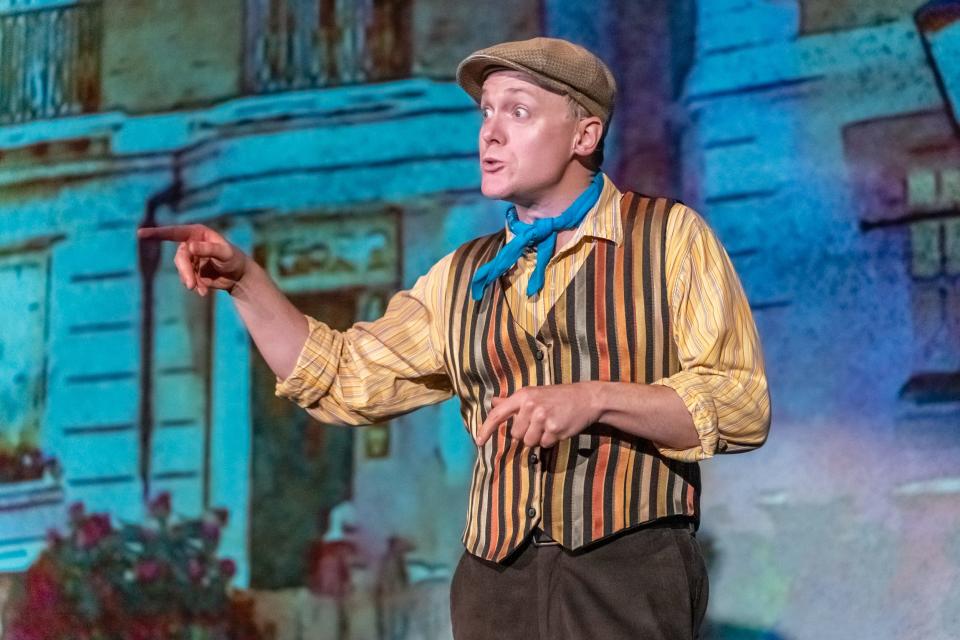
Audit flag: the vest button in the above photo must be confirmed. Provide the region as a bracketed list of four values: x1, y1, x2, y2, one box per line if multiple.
[534, 349, 545, 361]
[529, 452, 539, 465]
[527, 507, 537, 518]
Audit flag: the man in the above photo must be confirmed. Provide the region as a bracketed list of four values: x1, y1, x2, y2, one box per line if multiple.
[138, 37, 770, 639]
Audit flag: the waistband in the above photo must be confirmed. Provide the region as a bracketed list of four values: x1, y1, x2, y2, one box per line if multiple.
[531, 516, 696, 548]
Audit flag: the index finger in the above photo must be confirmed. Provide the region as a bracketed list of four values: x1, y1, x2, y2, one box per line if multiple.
[476, 395, 520, 446]
[137, 225, 218, 243]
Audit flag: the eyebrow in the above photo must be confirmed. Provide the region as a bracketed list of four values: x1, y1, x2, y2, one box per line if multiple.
[480, 87, 539, 102]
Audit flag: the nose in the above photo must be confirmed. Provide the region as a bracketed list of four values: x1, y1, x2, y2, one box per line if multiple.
[480, 112, 503, 146]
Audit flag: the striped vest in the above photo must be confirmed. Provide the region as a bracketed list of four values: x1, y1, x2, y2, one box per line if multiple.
[442, 193, 701, 563]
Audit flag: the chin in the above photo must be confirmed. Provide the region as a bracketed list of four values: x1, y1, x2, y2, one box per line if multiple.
[480, 178, 512, 202]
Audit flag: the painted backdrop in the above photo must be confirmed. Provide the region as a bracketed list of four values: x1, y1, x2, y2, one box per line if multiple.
[1, 1, 959, 639]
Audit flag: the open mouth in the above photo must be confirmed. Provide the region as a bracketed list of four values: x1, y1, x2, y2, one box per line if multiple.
[482, 160, 504, 172]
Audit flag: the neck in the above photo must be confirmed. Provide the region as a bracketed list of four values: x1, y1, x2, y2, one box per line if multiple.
[513, 166, 598, 224]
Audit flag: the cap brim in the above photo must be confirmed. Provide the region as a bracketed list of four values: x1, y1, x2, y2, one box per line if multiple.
[456, 54, 534, 104]
[456, 53, 608, 121]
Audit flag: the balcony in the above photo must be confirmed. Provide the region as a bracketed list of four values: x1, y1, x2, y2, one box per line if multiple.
[244, 0, 412, 94]
[0, 0, 102, 125]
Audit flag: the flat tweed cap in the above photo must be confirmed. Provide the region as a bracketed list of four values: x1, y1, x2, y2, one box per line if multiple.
[456, 37, 616, 123]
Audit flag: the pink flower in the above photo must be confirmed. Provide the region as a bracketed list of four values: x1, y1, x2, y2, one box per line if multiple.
[134, 559, 164, 582]
[76, 514, 112, 549]
[147, 492, 171, 520]
[187, 557, 206, 582]
[127, 618, 161, 640]
[45, 528, 63, 547]
[138, 525, 160, 541]
[218, 558, 236, 579]
[8, 627, 43, 640]
[200, 520, 220, 543]
[28, 560, 63, 609]
[68, 501, 85, 523]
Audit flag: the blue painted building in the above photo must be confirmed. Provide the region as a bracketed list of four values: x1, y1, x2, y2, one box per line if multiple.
[1, 0, 959, 638]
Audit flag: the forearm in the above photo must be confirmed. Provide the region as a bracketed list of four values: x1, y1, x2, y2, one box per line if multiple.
[228, 257, 309, 380]
[587, 381, 701, 450]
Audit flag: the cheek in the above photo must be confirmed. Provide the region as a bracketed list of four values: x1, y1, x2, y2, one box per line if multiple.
[519, 128, 571, 172]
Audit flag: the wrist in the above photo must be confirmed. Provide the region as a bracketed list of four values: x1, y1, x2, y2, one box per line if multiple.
[584, 381, 608, 424]
[227, 254, 254, 297]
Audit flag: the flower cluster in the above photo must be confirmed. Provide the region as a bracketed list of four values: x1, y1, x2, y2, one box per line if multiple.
[7, 493, 261, 640]
[0, 441, 59, 483]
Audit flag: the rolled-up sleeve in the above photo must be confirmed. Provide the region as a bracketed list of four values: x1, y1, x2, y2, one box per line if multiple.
[275, 254, 455, 425]
[650, 204, 771, 462]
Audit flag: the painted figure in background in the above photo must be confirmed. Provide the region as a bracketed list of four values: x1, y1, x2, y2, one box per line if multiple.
[374, 535, 414, 640]
[307, 499, 357, 640]
[138, 37, 771, 639]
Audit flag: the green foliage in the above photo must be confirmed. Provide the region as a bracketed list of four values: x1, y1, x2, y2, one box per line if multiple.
[7, 494, 261, 640]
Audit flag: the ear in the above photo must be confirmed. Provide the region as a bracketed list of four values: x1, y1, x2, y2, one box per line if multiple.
[573, 116, 604, 158]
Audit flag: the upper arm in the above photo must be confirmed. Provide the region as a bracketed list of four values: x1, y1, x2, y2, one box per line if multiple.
[275, 253, 456, 424]
[650, 203, 771, 461]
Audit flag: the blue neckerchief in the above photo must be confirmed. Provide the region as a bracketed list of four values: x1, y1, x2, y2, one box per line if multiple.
[471, 172, 605, 301]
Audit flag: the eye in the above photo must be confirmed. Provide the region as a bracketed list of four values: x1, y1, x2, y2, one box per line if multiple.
[513, 106, 529, 118]
[480, 106, 492, 119]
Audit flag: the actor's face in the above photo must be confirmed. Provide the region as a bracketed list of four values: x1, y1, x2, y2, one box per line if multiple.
[478, 71, 580, 205]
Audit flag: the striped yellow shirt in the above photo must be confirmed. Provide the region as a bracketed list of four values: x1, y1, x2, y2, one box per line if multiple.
[275, 174, 770, 463]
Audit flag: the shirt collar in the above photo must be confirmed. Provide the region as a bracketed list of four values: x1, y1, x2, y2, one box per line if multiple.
[504, 172, 623, 251]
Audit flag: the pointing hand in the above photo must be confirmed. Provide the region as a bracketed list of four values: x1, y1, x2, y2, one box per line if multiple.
[137, 224, 247, 296]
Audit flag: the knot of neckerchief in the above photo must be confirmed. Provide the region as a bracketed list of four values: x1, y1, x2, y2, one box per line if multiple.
[470, 172, 605, 301]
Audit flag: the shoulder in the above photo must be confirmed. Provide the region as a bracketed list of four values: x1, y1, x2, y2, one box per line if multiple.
[455, 227, 505, 254]
[617, 191, 693, 227]
[446, 229, 506, 272]
[617, 192, 712, 244]
[410, 229, 505, 297]
[616, 194, 724, 288]
[665, 201, 713, 245]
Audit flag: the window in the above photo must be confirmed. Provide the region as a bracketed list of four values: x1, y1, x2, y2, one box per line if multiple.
[0, 250, 48, 451]
[902, 168, 960, 404]
[0, 0, 102, 124]
[799, 0, 924, 35]
[842, 110, 960, 406]
[249, 211, 400, 588]
[245, 0, 412, 93]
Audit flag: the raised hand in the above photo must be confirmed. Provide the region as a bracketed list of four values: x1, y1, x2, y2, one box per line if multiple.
[475, 383, 602, 448]
[136, 224, 247, 296]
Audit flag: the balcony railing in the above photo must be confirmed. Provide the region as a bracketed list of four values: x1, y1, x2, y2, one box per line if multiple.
[0, 0, 102, 125]
[245, 0, 412, 94]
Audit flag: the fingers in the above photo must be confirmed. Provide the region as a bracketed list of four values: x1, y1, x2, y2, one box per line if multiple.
[476, 411, 499, 446]
[174, 243, 196, 290]
[510, 400, 534, 441]
[476, 395, 519, 446]
[137, 224, 224, 244]
[170, 237, 236, 295]
[190, 241, 230, 297]
[488, 393, 560, 449]
[522, 407, 546, 448]
[187, 240, 232, 261]
[138, 225, 198, 243]
[540, 431, 558, 448]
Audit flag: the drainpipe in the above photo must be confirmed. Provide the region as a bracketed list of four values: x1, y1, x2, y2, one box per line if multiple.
[136, 179, 182, 501]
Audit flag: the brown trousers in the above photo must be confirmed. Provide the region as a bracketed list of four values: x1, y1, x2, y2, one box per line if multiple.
[450, 519, 709, 639]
